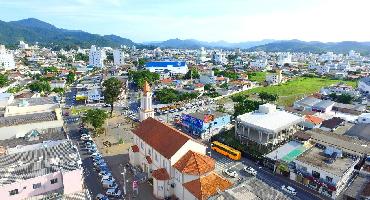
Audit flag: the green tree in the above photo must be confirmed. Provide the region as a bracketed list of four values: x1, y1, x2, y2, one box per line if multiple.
[220, 83, 229, 89]
[138, 58, 147, 67]
[75, 53, 89, 62]
[259, 92, 278, 103]
[234, 99, 262, 117]
[52, 87, 65, 94]
[155, 88, 198, 104]
[83, 109, 108, 131]
[28, 81, 51, 93]
[106, 52, 114, 62]
[336, 94, 353, 104]
[102, 77, 123, 117]
[66, 71, 76, 84]
[129, 70, 160, 88]
[184, 68, 200, 79]
[43, 66, 58, 74]
[0, 73, 9, 87]
[204, 84, 213, 91]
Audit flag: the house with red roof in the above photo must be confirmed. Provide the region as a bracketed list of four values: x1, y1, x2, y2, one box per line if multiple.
[129, 118, 232, 200]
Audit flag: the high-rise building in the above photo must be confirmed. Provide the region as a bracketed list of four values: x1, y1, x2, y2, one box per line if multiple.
[113, 49, 125, 66]
[89, 45, 106, 68]
[0, 45, 15, 70]
[139, 81, 154, 122]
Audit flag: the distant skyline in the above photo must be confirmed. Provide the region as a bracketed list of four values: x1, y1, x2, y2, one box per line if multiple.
[1, 0, 370, 43]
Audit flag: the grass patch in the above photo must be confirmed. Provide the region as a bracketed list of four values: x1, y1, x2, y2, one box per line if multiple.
[247, 72, 267, 83]
[233, 77, 357, 106]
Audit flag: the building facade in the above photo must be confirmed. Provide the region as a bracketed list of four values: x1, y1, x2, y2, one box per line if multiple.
[89, 45, 106, 68]
[139, 81, 154, 122]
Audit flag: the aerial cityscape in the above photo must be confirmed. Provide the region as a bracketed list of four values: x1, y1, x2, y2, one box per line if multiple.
[0, 0, 370, 200]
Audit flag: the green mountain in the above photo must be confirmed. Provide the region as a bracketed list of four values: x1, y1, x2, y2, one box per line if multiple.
[0, 18, 134, 49]
[247, 40, 370, 55]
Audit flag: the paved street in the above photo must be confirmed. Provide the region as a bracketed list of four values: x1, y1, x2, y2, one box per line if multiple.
[209, 147, 331, 200]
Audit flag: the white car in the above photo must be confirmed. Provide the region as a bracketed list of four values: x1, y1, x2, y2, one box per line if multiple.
[81, 135, 92, 141]
[223, 168, 238, 178]
[101, 176, 115, 183]
[243, 166, 257, 176]
[106, 187, 122, 198]
[95, 193, 109, 200]
[281, 185, 297, 195]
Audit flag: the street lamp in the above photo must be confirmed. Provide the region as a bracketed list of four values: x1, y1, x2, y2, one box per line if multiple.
[121, 167, 127, 195]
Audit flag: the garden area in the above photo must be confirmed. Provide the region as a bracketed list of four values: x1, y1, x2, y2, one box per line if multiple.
[233, 77, 357, 106]
[247, 71, 267, 83]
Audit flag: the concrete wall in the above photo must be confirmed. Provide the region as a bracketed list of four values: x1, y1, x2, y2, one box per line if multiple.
[62, 169, 84, 195]
[5, 104, 58, 117]
[0, 171, 63, 200]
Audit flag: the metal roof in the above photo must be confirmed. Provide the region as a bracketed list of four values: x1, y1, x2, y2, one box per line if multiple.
[145, 61, 186, 68]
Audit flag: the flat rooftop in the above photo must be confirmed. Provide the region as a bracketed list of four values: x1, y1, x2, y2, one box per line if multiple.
[307, 129, 370, 155]
[0, 111, 58, 127]
[8, 97, 57, 107]
[296, 146, 356, 177]
[237, 110, 302, 133]
[0, 140, 80, 186]
[265, 141, 310, 162]
[188, 110, 229, 121]
[0, 129, 66, 149]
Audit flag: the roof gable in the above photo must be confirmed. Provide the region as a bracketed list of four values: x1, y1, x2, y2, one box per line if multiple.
[132, 118, 191, 159]
[173, 150, 215, 176]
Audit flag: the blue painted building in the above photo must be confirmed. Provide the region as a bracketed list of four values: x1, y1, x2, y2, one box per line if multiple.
[180, 110, 231, 139]
[145, 61, 188, 75]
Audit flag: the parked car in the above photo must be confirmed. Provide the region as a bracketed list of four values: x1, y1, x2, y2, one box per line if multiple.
[281, 185, 297, 195]
[106, 187, 122, 198]
[243, 166, 257, 176]
[95, 193, 109, 200]
[102, 180, 118, 189]
[101, 175, 114, 182]
[223, 168, 238, 178]
[99, 170, 112, 177]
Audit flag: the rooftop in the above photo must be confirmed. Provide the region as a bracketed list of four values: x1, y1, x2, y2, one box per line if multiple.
[0, 111, 58, 127]
[295, 97, 321, 107]
[183, 172, 232, 200]
[237, 106, 302, 133]
[187, 110, 230, 122]
[8, 97, 57, 107]
[307, 129, 370, 155]
[265, 141, 310, 162]
[340, 174, 370, 199]
[173, 150, 215, 176]
[359, 77, 370, 86]
[296, 146, 356, 177]
[345, 123, 370, 142]
[146, 61, 186, 68]
[151, 168, 170, 180]
[0, 140, 80, 186]
[313, 100, 335, 109]
[132, 118, 191, 159]
[320, 117, 345, 130]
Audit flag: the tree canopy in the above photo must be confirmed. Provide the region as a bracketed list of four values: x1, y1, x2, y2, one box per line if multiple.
[129, 70, 160, 88]
[66, 71, 76, 84]
[83, 109, 108, 131]
[329, 93, 354, 104]
[75, 53, 89, 62]
[28, 81, 51, 93]
[258, 92, 278, 103]
[234, 99, 262, 117]
[155, 88, 198, 104]
[0, 73, 9, 88]
[102, 77, 123, 116]
[184, 68, 200, 79]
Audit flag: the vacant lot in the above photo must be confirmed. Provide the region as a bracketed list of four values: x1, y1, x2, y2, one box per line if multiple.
[247, 72, 267, 83]
[233, 77, 357, 106]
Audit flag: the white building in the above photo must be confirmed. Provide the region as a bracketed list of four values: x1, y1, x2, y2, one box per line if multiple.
[129, 118, 232, 200]
[358, 113, 370, 124]
[249, 59, 270, 71]
[18, 41, 29, 49]
[145, 61, 188, 75]
[89, 45, 106, 68]
[0, 45, 15, 71]
[212, 50, 227, 64]
[197, 47, 207, 63]
[235, 104, 303, 146]
[278, 52, 292, 66]
[358, 77, 370, 94]
[266, 70, 283, 85]
[139, 81, 154, 122]
[113, 49, 125, 66]
[50, 80, 66, 90]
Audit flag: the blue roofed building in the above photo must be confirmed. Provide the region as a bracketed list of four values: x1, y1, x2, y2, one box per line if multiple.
[145, 61, 188, 75]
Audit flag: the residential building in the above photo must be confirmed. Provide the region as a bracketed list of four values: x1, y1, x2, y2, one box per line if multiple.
[320, 83, 360, 97]
[197, 47, 207, 63]
[278, 52, 292, 66]
[199, 71, 216, 85]
[249, 59, 270, 71]
[0, 140, 84, 200]
[50, 80, 66, 89]
[139, 81, 154, 122]
[18, 41, 29, 49]
[312, 100, 335, 113]
[320, 117, 345, 132]
[289, 145, 359, 199]
[212, 50, 227, 65]
[0, 93, 14, 108]
[235, 104, 303, 147]
[113, 49, 125, 66]
[180, 110, 231, 139]
[266, 70, 283, 85]
[89, 45, 106, 68]
[145, 61, 188, 75]
[301, 115, 324, 129]
[129, 118, 232, 200]
[0, 97, 63, 140]
[0, 45, 15, 71]
[293, 97, 322, 111]
[358, 77, 370, 94]
[358, 113, 370, 124]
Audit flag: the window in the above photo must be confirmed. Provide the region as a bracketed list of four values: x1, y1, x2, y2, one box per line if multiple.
[33, 183, 41, 189]
[141, 142, 144, 150]
[312, 171, 320, 179]
[163, 160, 166, 168]
[148, 149, 151, 156]
[155, 153, 158, 161]
[326, 176, 333, 183]
[50, 178, 58, 184]
[9, 189, 18, 196]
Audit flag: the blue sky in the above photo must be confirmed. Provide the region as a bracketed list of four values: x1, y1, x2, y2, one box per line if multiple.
[1, 0, 370, 43]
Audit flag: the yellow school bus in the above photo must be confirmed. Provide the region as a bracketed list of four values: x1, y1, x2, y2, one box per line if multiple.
[211, 141, 241, 160]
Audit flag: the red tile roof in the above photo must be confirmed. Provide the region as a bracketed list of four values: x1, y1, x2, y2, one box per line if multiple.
[305, 115, 324, 125]
[183, 172, 233, 200]
[146, 156, 152, 164]
[152, 168, 170, 180]
[173, 151, 215, 176]
[131, 145, 139, 152]
[132, 118, 191, 159]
